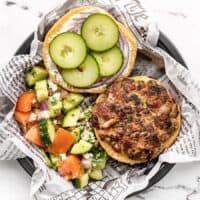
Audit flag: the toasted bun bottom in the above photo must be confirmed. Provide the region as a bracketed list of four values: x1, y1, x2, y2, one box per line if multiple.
[43, 6, 137, 93]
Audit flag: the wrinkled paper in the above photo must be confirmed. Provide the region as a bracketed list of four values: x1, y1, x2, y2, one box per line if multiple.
[1, 0, 200, 199]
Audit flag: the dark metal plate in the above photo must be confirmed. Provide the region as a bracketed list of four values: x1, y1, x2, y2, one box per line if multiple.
[15, 31, 187, 196]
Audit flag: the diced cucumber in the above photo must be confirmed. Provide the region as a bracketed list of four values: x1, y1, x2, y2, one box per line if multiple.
[49, 32, 87, 69]
[49, 153, 61, 166]
[91, 46, 123, 76]
[89, 169, 103, 181]
[81, 13, 119, 52]
[92, 151, 107, 170]
[71, 127, 84, 142]
[48, 95, 62, 117]
[63, 93, 84, 112]
[25, 73, 35, 87]
[70, 140, 93, 154]
[43, 152, 55, 169]
[62, 107, 81, 127]
[25, 66, 48, 87]
[62, 55, 99, 88]
[35, 80, 48, 102]
[74, 173, 89, 188]
[39, 119, 55, 146]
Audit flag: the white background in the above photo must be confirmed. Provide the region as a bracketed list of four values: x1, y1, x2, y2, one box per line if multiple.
[1, 0, 200, 200]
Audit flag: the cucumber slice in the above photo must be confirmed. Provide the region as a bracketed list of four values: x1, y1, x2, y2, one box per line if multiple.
[48, 95, 62, 118]
[70, 140, 93, 154]
[74, 173, 89, 188]
[25, 66, 48, 87]
[81, 14, 119, 52]
[62, 55, 99, 88]
[49, 32, 87, 69]
[91, 46, 123, 76]
[35, 80, 48, 102]
[39, 119, 55, 146]
[89, 169, 103, 181]
[62, 107, 81, 127]
[63, 93, 84, 112]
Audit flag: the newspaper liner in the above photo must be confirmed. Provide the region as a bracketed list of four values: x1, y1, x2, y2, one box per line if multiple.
[0, 0, 200, 199]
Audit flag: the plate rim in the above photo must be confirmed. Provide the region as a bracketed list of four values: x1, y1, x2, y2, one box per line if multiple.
[15, 31, 187, 197]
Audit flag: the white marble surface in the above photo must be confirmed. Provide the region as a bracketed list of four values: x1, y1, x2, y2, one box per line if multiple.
[0, 0, 200, 200]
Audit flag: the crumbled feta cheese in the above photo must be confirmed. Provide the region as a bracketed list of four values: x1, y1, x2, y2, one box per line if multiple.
[81, 159, 92, 169]
[37, 110, 50, 120]
[28, 112, 37, 122]
[53, 119, 58, 124]
[83, 153, 93, 160]
[60, 154, 67, 160]
[81, 128, 95, 143]
[52, 92, 61, 100]
[48, 79, 58, 92]
[32, 98, 37, 104]
[82, 153, 93, 169]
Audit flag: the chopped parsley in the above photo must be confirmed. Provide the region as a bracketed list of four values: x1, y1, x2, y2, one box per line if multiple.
[50, 96, 57, 105]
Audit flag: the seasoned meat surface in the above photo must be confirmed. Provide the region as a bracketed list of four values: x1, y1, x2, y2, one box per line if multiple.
[91, 78, 180, 161]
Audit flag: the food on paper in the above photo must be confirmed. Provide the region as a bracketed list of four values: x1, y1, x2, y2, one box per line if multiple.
[13, 5, 181, 189]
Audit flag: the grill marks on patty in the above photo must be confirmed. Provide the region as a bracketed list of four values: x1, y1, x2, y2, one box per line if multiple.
[91, 78, 180, 161]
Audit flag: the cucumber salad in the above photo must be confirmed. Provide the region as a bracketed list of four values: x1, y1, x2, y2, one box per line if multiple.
[49, 13, 124, 88]
[14, 66, 107, 188]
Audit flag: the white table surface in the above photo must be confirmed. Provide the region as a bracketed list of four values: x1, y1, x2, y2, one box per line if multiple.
[1, 0, 200, 200]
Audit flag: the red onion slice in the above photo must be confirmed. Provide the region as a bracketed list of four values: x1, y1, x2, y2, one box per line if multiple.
[40, 100, 48, 111]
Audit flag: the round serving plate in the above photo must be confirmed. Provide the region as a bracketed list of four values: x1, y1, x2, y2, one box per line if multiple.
[16, 31, 187, 197]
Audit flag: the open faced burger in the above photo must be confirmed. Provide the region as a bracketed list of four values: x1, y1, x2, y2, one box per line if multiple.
[43, 6, 137, 93]
[13, 3, 182, 190]
[91, 76, 181, 164]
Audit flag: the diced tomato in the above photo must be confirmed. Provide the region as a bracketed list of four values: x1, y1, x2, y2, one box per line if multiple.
[16, 91, 36, 112]
[25, 124, 44, 148]
[14, 111, 31, 125]
[58, 155, 84, 179]
[48, 128, 75, 154]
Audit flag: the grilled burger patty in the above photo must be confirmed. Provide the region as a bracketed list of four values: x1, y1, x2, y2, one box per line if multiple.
[90, 76, 181, 164]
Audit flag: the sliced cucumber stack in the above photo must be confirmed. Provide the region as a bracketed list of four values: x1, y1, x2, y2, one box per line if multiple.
[91, 46, 123, 76]
[62, 55, 99, 88]
[48, 13, 123, 89]
[81, 14, 119, 51]
[49, 32, 87, 69]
